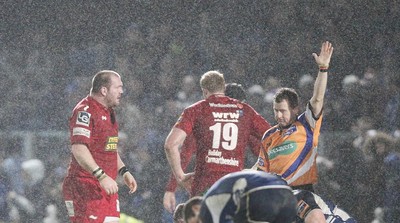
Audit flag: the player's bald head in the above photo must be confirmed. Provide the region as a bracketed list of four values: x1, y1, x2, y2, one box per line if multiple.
[90, 70, 121, 94]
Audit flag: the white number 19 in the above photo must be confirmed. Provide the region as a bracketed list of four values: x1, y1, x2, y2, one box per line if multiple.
[209, 123, 238, 150]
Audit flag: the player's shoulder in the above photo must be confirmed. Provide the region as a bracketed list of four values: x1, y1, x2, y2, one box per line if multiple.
[71, 97, 105, 119]
[262, 125, 280, 140]
[180, 100, 207, 117]
[184, 99, 207, 110]
[241, 102, 257, 111]
[73, 97, 94, 112]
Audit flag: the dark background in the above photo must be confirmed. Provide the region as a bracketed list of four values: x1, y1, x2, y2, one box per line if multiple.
[1, 1, 399, 222]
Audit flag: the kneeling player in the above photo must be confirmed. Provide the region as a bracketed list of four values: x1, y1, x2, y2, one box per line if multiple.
[294, 189, 357, 223]
[199, 170, 297, 223]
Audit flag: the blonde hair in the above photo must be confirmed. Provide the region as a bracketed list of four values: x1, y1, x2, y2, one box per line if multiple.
[200, 70, 225, 93]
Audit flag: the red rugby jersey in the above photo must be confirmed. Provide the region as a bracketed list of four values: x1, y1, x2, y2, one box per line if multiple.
[65, 96, 119, 180]
[174, 95, 270, 195]
[165, 131, 263, 192]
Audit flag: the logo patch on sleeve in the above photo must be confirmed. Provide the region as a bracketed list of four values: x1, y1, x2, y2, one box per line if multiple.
[72, 127, 91, 138]
[65, 200, 75, 217]
[257, 157, 265, 166]
[76, 111, 91, 127]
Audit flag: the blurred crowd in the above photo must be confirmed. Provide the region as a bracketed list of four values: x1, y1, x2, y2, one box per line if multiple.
[1, 1, 400, 222]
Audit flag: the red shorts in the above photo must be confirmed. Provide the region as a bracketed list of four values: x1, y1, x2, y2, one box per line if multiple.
[62, 176, 119, 223]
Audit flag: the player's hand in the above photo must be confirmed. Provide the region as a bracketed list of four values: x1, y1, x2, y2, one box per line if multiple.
[163, 191, 176, 213]
[99, 175, 119, 195]
[312, 41, 334, 67]
[123, 172, 138, 194]
[177, 172, 195, 193]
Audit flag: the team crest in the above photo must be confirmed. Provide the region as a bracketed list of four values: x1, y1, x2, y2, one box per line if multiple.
[76, 111, 91, 127]
[257, 157, 265, 167]
[283, 125, 297, 136]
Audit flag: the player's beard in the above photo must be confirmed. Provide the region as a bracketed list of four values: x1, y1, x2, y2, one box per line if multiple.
[278, 116, 295, 129]
[106, 96, 120, 108]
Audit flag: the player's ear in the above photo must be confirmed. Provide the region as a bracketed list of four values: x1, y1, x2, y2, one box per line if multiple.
[100, 86, 108, 96]
[293, 106, 300, 116]
[201, 88, 208, 98]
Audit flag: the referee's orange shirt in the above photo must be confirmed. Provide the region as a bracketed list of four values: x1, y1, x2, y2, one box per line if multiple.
[257, 105, 323, 187]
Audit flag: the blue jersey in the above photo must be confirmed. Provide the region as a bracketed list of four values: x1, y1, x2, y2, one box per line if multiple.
[383, 152, 400, 222]
[294, 189, 357, 223]
[199, 170, 297, 223]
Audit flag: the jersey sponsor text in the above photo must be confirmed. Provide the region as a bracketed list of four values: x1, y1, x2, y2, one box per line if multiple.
[105, 136, 119, 151]
[268, 141, 297, 159]
[206, 156, 239, 166]
[209, 103, 238, 108]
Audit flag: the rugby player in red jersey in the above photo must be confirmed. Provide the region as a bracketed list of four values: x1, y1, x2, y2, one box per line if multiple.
[164, 71, 271, 197]
[62, 70, 137, 223]
[163, 82, 263, 214]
